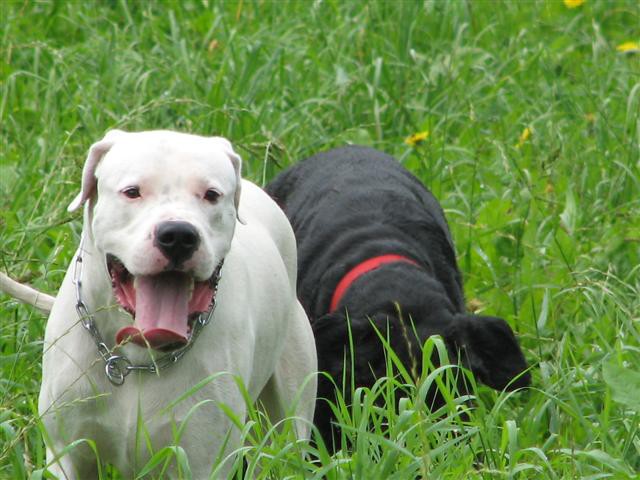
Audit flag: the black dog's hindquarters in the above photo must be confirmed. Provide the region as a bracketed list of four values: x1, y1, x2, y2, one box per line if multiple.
[266, 146, 530, 449]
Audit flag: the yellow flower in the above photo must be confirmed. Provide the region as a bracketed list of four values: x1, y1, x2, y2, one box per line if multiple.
[545, 182, 555, 195]
[616, 41, 640, 53]
[563, 0, 585, 8]
[467, 298, 485, 313]
[404, 130, 429, 146]
[516, 127, 532, 148]
[208, 39, 220, 53]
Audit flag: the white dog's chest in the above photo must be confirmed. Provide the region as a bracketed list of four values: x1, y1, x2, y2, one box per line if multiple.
[41, 330, 255, 476]
[40, 246, 291, 477]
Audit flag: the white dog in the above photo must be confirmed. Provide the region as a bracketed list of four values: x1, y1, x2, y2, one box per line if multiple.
[1, 130, 316, 478]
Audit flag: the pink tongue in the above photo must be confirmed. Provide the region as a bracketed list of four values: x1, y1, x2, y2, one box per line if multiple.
[116, 273, 190, 349]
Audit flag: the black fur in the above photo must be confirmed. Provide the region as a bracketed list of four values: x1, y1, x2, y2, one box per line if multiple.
[266, 146, 530, 450]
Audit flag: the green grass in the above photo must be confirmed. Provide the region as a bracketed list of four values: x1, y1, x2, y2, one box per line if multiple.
[1, 0, 639, 477]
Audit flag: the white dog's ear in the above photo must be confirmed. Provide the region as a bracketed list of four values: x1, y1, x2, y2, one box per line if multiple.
[212, 137, 245, 224]
[67, 130, 126, 212]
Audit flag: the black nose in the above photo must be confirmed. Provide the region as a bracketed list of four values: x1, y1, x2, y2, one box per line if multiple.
[154, 221, 201, 266]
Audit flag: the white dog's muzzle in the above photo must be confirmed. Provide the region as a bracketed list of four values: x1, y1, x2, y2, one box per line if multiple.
[73, 236, 225, 385]
[108, 219, 219, 350]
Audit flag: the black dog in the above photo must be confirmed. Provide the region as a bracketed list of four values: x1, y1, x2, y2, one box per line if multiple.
[267, 146, 530, 449]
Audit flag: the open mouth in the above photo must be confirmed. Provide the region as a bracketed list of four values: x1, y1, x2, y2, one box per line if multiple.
[107, 255, 217, 351]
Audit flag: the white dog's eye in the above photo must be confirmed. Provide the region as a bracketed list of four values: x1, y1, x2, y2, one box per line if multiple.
[122, 186, 141, 199]
[204, 188, 221, 203]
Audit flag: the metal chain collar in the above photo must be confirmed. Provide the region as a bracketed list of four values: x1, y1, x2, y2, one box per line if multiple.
[72, 238, 223, 386]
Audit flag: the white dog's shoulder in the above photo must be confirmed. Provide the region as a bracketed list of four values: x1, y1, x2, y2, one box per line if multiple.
[238, 179, 300, 287]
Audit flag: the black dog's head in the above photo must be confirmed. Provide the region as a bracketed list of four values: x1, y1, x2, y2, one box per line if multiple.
[317, 267, 530, 392]
[314, 307, 530, 394]
[444, 313, 531, 391]
[311, 302, 530, 448]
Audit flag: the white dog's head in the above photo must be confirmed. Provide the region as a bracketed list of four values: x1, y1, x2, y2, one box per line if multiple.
[69, 130, 242, 351]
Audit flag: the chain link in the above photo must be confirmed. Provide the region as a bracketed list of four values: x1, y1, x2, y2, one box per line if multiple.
[72, 237, 223, 386]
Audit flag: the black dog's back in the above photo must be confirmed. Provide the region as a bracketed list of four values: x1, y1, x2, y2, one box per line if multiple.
[267, 145, 530, 450]
[268, 146, 464, 317]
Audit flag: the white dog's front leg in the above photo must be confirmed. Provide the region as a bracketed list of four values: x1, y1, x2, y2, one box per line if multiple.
[44, 445, 98, 480]
[258, 301, 317, 442]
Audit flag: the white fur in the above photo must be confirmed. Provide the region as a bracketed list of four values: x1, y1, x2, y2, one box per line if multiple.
[0, 272, 55, 312]
[31, 130, 316, 478]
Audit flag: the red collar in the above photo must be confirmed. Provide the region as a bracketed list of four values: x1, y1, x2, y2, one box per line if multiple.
[329, 254, 419, 313]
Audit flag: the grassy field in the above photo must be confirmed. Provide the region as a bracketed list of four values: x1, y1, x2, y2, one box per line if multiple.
[1, 0, 639, 478]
